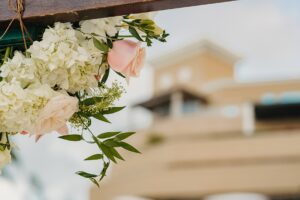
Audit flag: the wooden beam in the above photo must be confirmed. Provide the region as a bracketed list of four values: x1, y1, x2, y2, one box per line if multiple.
[0, 0, 235, 26]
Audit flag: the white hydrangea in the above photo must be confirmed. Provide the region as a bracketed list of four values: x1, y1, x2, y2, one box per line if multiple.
[2, 19, 124, 93]
[27, 22, 103, 93]
[80, 16, 122, 38]
[0, 81, 58, 133]
[1, 51, 38, 88]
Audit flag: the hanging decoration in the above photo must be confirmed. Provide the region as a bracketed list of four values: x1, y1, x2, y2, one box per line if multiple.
[0, 10, 169, 186]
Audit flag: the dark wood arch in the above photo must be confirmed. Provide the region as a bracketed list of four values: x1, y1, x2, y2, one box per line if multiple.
[0, 0, 235, 26]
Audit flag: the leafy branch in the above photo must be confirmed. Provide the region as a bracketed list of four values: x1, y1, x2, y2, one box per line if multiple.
[122, 18, 169, 46]
[57, 14, 169, 187]
[60, 89, 139, 187]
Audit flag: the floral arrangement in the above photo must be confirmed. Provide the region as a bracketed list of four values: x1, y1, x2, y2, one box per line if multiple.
[0, 12, 168, 186]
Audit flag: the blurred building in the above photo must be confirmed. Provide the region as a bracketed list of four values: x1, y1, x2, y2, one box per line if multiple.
[91, 40, 300, 200]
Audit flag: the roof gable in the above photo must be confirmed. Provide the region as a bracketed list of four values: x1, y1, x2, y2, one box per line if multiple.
[151, 39, 241, 68]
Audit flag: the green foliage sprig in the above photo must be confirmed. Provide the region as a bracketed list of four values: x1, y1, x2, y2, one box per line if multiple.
[122, 16, 170, 46]
[60, 75, 139, 187]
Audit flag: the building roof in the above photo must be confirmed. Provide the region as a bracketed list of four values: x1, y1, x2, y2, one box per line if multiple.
[150, 39, 241, 67]
[135, 87, 208, 111]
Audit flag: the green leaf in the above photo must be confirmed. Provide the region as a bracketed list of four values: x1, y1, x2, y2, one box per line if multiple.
[110, 147, 125, 161]
[0, 144, 6, 151]
[103, 139, 120, 147]
[97, 132, 120, 139]
[141, 19, 155, 25]
[143, 25, 155, 31]
[115, 132, 135, 140]
[101, 68, 110, 84]
[93, 136, 116, 163]
[76, 171, 97, 178]
[102, 106, 125, 115]
[99, 161, 109, 181]
[118, 142, 140, 153]
[132, 19, 142, 23]
[114, 71, 126, 78]
[93, 113, 111, 123]
[100, 143, 117, 163]
[81, 97, 103, 106]
[85, 117, 92, 128]
[129, 26, 143, 41]
[89, 178, 100, 187]
[107, 39, 113, 48]
[93, 37, 109, 52]
[84, 154, 103, 161]
[59, 134, 82, 141]
[146, 37, 152, 47]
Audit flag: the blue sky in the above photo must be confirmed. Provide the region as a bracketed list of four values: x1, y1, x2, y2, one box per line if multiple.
[2, 1, 300, 200]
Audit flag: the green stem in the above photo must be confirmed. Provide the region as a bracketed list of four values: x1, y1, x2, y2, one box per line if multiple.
[78, 115, 95, 137]
[78, 114, 109, 181]
[118, 35, 134, 38]
[5, 133, 10, 150]
[76, 96, 96, 144]
[3, 47, 11, 63]
[119, 35, 147, 38]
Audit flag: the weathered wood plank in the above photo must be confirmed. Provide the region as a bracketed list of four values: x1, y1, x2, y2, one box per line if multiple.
[0, 0, 234, 26]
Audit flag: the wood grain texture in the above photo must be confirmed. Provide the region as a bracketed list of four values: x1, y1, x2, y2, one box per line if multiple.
[0, 0, 234, 26]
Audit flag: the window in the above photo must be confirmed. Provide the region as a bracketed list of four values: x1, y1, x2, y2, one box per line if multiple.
[153, 103, 170, 116]
[182, 100, 201, 114]
[255, 103, 300, 121]
[280, 91, 300, 104]
[261, 91, 300, 105]
[261, 93, 277, 105]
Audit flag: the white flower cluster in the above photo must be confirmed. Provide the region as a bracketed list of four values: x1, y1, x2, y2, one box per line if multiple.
[0, 16, 123, 134]
[1, 17, 122, 94]
[0, 81, 58, 133]
[28, 23, 101, 93]
[1, 52, 37, 88]
[80, 16, 122, 38]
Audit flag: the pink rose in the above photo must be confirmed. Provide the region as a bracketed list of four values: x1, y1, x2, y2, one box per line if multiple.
[34, 94, 78, 141]
[108, 40, 146, 78]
